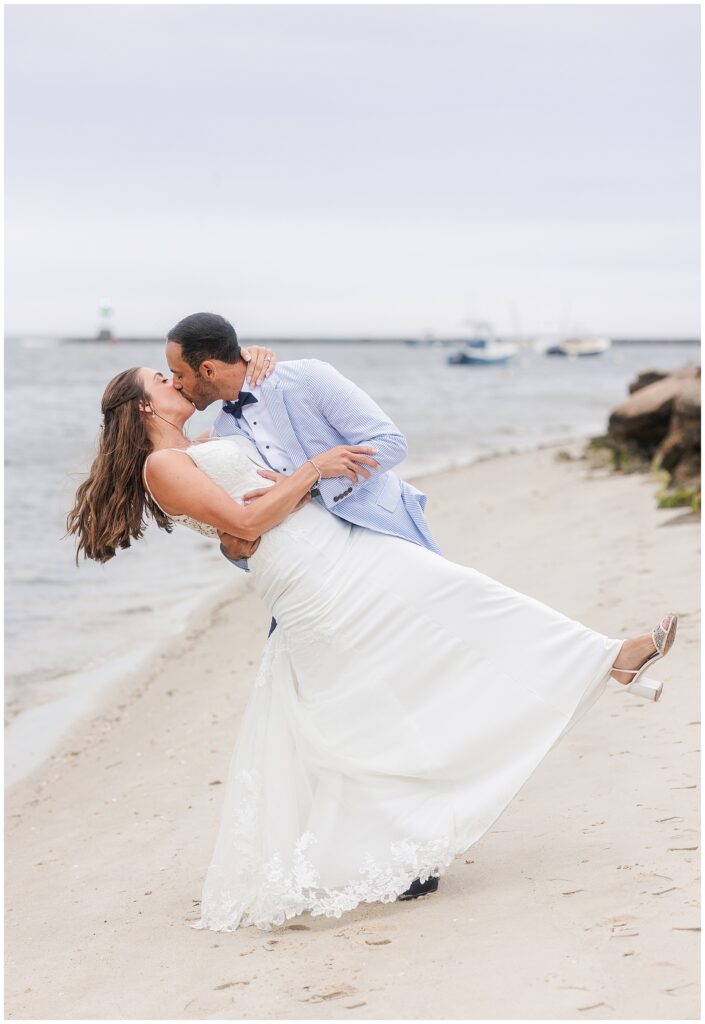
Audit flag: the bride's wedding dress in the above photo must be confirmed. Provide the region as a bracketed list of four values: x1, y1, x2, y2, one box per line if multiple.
[158, 436, 624, 932]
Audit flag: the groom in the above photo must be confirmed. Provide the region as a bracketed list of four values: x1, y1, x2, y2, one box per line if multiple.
[165, 312, 443, 902]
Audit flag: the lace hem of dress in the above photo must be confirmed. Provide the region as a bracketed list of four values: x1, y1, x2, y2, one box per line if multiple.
[189, 767, 458, 933]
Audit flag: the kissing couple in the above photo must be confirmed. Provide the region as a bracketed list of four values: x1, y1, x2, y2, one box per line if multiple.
[68, 311, 678, 933]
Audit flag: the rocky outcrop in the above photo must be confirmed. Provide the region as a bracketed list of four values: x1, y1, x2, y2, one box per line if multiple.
[627, 362, 699, 394]
[628, 369, 670, 393]
[609, 374, 691, 449]
[587, 361, 700, 510]
[654, 378, 701, 490]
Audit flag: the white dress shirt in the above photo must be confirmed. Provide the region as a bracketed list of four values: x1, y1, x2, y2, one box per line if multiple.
[231, 382, 294, 475]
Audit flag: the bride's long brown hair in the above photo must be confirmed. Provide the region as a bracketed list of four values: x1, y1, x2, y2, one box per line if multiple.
[67, 367, 173, 563]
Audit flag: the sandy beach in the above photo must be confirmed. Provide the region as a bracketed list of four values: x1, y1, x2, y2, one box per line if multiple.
[5, 440, 700, 1020]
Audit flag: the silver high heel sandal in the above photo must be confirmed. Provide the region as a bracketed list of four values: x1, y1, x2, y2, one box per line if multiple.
[613, 613, 678, 702]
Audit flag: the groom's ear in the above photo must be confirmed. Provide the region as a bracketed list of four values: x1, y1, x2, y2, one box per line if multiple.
[199, 360, 217, 380]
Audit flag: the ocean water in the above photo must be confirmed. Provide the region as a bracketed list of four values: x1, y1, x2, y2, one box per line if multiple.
[4, 337, 698, 780]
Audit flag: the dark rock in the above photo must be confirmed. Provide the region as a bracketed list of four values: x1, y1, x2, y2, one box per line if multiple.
[654, 379, 701, 489]
[628, 369, 671, 394]
[592, 362, 701, 509]
[628, 362, 700, 394]
[608, 375, 692, 450]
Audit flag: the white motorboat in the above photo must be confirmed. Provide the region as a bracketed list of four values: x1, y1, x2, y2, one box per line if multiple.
[545, 335, 612, 357]
[447, 336, 519, 366]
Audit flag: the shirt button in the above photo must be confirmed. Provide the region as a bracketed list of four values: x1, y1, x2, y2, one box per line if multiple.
[266, 445, 270, 449]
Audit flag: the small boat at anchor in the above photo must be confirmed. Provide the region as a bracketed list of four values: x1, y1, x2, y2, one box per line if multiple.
[545, 335, 612, 357]
[447, 336, 519, 366]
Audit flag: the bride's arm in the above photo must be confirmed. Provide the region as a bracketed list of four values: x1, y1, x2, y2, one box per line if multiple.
[145, 444, 378, 542]
[146, 450, 319, 541]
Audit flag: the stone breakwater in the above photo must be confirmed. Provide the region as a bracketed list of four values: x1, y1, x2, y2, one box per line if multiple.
[586, 361, 701, 511]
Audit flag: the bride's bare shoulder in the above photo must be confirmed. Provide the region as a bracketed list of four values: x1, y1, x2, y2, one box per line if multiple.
[145, 447, 196, 480]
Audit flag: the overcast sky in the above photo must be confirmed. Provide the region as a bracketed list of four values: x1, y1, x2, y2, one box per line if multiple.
[5, 4, 700, 338]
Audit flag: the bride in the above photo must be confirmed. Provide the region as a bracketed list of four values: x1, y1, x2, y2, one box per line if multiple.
[67, 365, 679, 932]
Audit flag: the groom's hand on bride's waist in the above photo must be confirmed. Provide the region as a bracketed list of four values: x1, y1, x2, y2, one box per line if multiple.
[242, 469, 286, 501]
[218, 531, 261, 561]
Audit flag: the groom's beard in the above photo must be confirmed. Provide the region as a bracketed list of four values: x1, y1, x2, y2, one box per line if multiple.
[185, 387, 221, 411]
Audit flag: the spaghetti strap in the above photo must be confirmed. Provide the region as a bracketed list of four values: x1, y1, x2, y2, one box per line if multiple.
[142, 448, 194, 517]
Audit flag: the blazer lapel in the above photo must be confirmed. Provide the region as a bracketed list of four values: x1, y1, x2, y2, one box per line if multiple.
[260, 381, 308, 466]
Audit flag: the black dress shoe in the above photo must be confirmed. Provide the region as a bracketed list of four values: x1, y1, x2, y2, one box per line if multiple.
[397, 874, 440, 901]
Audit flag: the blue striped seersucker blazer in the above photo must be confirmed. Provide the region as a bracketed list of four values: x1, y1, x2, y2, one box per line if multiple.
[211, 358, 442, 555]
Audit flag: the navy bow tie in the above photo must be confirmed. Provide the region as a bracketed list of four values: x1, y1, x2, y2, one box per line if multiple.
[222, 392, 258, 420]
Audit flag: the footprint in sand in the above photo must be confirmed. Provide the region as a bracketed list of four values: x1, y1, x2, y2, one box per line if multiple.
[601, 915, 640, 939]
[664, 983, 697, 995]
[301, 984, 357, 1004]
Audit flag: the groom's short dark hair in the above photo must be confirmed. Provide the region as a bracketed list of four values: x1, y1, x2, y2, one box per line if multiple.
[167, 312, 241, 372]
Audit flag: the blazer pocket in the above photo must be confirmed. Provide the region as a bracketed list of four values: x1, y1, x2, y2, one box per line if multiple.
[375, 473, 402, 513]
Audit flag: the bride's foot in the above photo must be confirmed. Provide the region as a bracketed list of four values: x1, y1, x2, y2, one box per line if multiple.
[610, 614, 676, 684]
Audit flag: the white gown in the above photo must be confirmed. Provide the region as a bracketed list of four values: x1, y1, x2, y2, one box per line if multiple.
[162, 436, 624, 933]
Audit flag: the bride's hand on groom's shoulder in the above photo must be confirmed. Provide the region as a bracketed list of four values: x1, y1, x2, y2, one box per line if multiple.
[240, 345, 277, 386]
